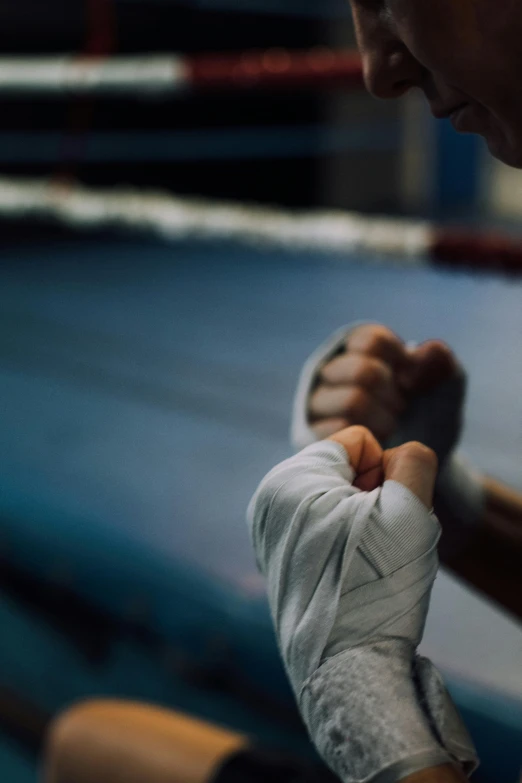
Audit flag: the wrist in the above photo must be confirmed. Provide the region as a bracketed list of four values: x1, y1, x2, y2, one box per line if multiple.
[299, 642, 477, 783]
[434, 454, 486, 563]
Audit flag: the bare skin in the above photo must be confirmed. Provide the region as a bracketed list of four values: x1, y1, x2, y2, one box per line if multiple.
[349, 0, 522, 166]
[327, 423, 438, 506]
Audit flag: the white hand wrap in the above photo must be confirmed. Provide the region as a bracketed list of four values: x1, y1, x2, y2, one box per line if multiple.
[248, 441, 479, 783]
[291, 325, 361, 451]
[290, 325, 485, 552]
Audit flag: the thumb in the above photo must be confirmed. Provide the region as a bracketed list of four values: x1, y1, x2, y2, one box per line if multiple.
[383, 442, 438, 508]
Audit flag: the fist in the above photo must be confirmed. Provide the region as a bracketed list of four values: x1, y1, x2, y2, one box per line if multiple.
[309, 324, 465, 465]
[328, 424, 438, 508]
[248, 423, 441, 687]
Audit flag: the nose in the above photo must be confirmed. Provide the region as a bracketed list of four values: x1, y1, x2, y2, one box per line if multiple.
[352, 9, 426, 100]
[362, 46, 425, 100]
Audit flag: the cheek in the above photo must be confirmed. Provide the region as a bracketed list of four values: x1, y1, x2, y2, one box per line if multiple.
[390, 0, 482, 79]
[390, 0, 522, 160]
[484, 128, 522, 169]
[462, 46, 522, 137]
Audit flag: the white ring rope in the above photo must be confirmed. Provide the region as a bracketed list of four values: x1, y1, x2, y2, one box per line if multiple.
[1, 175, 521, 274]
[0, 57, 189, 95]
[0, 176, 431, 262]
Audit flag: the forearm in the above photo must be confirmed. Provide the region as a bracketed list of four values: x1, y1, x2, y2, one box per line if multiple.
[483, 475, 522, 527]
[439, 476, 522, 621]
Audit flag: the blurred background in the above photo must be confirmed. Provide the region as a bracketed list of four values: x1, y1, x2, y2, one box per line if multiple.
[0, 1, 521, 782]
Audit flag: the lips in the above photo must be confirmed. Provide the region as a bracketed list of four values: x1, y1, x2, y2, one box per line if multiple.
[449, 104, 469, 122]
[450, 103, 479, 133]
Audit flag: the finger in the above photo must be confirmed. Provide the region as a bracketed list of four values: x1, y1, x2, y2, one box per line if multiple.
[353, 463, 384, 493]
[310, 386, 397, 441]
[328, 425, 384, 492]
[319, 354, 405, 413]
[347, 324, 409, 371]
[383, 442, 438, 508]
[398, 340, 458, 393]
[311, 417, 350, 440]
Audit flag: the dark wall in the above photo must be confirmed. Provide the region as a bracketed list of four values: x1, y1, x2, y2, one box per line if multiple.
[0, 1, 335, 54]
[0, 1, 346, 207]
[0, 3, 401, 215]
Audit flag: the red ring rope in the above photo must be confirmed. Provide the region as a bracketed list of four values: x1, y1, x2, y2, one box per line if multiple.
[188, 48, 364, 90]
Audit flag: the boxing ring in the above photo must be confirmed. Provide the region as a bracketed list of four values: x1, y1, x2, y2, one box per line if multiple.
[2, 218, 522, 780]
[0, 25, 521, 783]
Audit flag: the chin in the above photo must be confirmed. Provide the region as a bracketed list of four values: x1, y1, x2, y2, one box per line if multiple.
[486, 133, 522, 169]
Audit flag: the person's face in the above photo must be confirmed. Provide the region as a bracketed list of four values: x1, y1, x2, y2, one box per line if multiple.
[349, 0, 522, 167]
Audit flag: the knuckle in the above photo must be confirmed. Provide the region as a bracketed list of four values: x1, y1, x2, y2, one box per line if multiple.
[320, 356, 347, 384]
[428, 339, 453, 355]
[345, 424, 372, 438]
[318, 368, 333, 386]
[370, 324, 396, 341]
[401, 441, 438, 466]
[365, 331, 394, 356]
[344, 387, 370, 417]
[350, 323, 390, 342]
[425, 340, 457, 367]
[353, 357, 388, 388]
[309, 386, 332, 415]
